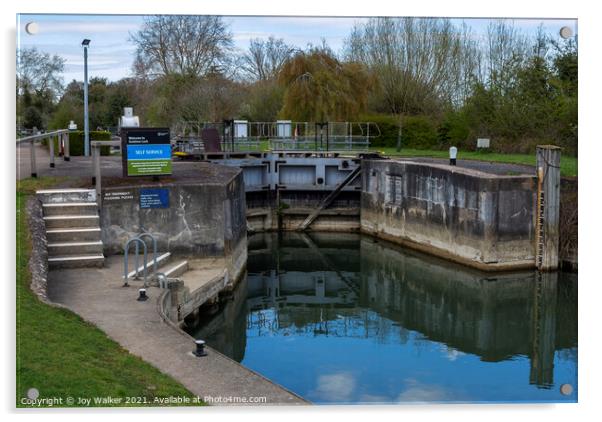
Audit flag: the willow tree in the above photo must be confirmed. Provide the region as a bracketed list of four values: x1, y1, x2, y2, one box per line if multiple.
[277, 48, 371, 122]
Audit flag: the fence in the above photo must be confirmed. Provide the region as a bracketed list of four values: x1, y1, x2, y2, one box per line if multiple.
[16, 129, 70, 178]
[173, 121, 381, 154]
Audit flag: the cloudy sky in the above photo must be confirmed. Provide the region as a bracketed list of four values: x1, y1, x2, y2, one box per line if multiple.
[17, 14, 577, 82]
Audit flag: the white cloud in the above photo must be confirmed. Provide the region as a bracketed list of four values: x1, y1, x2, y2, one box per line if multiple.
[397, 378, 463, 403]
[441, 345, 466, 361]
[312, 372, 356, 402]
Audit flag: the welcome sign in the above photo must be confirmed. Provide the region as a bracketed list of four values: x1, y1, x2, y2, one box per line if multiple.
[121, 128, 172, 177]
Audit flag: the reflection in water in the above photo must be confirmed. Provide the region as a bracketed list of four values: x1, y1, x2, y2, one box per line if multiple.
[188, 232, 577, 404]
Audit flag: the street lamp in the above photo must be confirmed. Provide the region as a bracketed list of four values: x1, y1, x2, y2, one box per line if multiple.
[82, 38, 91, 156]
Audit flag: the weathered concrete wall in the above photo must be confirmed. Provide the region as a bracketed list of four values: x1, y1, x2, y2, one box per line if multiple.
[361, 159, 537, 270]
[223, 172, 248, 280]
[26, 197, 51, 302]
[100, 171, 247, 260]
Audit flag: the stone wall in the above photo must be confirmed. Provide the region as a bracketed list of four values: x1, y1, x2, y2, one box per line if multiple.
[361, 159, 537, 270]
[100, 171, 247, 263]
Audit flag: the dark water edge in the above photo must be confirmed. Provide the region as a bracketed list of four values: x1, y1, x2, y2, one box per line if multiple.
[187, 232, 578, 404]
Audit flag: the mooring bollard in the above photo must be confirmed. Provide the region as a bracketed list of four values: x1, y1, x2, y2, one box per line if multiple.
[449, 146, 458, 166]
[137, 288, 148, 301]
[193, 339, 208, 357]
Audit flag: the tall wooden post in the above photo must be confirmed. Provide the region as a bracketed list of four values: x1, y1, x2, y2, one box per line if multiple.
[92, 143, 102, 206]
[63, 132, 71, 161]
[536, 145, 561, 271]
[29, 127, 38, 178]
[48, 134, 55, 168]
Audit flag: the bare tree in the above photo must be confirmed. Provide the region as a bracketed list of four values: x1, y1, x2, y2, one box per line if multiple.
[239, 36, 297, 82]
[130, 15, 233, 78]
[345, 17, 481, 115]
[17, 47, 65, 97]
[484, 20, 530, 92]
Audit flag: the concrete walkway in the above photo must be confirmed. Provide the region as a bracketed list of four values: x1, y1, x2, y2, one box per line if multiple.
[47, 255, 307, 406]
[399, 156, 534, 175]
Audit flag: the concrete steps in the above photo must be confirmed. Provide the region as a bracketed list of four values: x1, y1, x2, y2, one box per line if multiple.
[46, 227, 102, 243]
[36, 188, 105, 269]
[43, 215, 100, 229]
[48, 254, 105, 269]
[125, 252, 172, 279]
[163, 260, 190, 279]
[123, 251, 191, 286]
[36, 188, 97, 204]
[47, 240, 104, 256]
[43, 202, 98, 216]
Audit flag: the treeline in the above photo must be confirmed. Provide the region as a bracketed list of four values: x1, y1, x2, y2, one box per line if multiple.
[16, 16, 577, 155]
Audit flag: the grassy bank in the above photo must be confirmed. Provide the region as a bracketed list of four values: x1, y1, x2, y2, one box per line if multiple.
[16, 177, 201, 407]
[372, 147, 578, 177]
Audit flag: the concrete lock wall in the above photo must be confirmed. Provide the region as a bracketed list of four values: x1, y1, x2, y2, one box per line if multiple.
[361, 159, 537, 270]
[100, 172, 247, 271]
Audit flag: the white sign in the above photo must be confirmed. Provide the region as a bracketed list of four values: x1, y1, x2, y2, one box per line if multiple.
[477, 138, 490, 148]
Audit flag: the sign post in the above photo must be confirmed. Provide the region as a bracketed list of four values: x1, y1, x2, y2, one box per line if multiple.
[121, 128, 172, 177]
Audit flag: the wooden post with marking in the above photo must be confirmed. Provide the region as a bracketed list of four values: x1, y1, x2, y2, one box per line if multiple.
[535, 145, 561, 271]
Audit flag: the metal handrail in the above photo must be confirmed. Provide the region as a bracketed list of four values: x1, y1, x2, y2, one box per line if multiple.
[17, 128, 72, 177]
[16, 129, 69, 144]
[138, 230, 158, 274]
[124, 237, 148, 287]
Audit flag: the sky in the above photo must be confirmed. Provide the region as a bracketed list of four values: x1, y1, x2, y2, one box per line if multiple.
[16, 14, 577, 83]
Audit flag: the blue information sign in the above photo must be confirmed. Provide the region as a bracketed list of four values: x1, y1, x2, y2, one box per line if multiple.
[139, 189, 170, 209]
[121, 128, 172, 177]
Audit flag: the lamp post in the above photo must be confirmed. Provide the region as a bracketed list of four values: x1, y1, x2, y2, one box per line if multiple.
[82, 39, 91, 156]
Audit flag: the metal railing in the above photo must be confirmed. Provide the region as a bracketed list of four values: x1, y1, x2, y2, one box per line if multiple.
[173, 121, 381, 154]
[16, 129, 71, 178]
[123, 231, 160, 288]
[269, 122, 380, 151]
[123, 236, 148, 287]
[91, 140, 122, 202]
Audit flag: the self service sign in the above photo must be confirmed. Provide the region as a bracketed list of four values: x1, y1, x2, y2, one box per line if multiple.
[121, 128, 172, 177]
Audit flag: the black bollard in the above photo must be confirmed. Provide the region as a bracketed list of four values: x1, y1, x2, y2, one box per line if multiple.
[193, 339, 208, 357]
[137, 288, 148, 301]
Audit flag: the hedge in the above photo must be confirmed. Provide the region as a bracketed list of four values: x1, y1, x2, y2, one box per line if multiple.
[50, 131, 113, 156]
[361, 114, 439, 149]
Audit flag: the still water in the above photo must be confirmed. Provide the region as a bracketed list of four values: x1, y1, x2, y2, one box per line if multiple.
[188, 232, 578, 404]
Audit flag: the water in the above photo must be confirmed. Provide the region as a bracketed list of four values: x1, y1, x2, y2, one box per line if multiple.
[188, 232, 578, 404]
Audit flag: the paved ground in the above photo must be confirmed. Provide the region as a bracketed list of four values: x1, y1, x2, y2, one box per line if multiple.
[16, 143, 240, 186]
[47, 255, 307, 406]
[395, 157, 534, 176]
[17, 142, 535, 184]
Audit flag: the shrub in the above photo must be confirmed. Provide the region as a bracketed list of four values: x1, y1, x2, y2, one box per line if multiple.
[401, 115, 438, 149]
[52, 131, 112, 156]
[438, 111, 471, 150]
[360, 114, 439, 149]
[359, 114, 400, 147]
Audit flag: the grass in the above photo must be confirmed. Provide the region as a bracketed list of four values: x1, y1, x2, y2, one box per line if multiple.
[16, 177, 202, 407]
[371, 147, 578, 177]
[255, 140, 577, 177]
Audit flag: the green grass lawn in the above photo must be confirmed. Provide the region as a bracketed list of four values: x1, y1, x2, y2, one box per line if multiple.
[255, 140, 577, 177]
[371, 147, 577, 177]
[16, 177, 202, 407]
